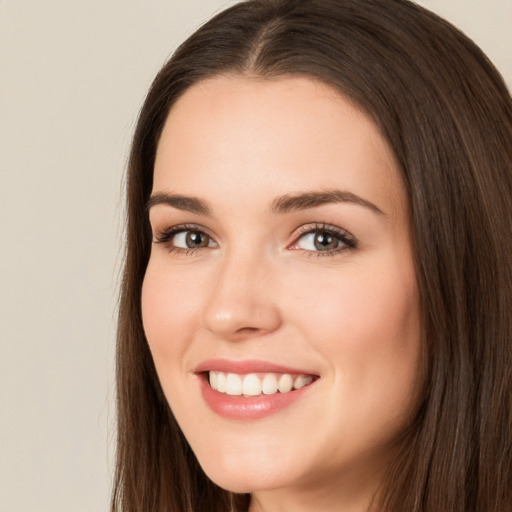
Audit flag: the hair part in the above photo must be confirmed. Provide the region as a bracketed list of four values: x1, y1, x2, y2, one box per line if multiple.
[112, 1, 512, 511]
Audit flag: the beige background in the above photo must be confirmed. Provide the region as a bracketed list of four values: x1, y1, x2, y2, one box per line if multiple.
[0, 1, 510, 511]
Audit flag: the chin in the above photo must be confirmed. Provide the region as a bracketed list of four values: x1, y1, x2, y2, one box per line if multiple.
[195, 444, 300, 493]
[203, 466, 290, 494]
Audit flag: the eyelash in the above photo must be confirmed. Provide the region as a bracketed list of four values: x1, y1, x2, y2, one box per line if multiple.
[152, 222, 357, 258]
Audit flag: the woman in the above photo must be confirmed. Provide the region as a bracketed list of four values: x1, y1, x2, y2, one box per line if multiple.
[112, 0, 512, 511]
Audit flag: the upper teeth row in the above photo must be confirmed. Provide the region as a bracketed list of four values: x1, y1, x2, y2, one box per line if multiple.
[208, 371, 313, 396]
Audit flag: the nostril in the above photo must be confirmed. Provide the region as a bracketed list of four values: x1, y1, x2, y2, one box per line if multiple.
[236, 327, 259, 333]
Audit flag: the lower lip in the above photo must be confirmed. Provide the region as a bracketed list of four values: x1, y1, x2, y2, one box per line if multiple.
[198, 375, 317, 420]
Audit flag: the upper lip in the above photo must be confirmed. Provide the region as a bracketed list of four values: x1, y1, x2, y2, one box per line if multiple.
[194, 358, 319, 376]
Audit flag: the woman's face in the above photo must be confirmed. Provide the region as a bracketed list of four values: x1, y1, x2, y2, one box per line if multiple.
[142, 76, 422, 505]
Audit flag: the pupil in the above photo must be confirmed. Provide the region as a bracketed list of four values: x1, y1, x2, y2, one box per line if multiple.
[186, 231, 207, 247]
[314, 232, 336, 251]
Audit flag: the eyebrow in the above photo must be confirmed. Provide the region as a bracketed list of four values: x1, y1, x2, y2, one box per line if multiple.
[270, 190, 384, 215]
[146, 189, 384, 216]
[146, 192, 212, 216]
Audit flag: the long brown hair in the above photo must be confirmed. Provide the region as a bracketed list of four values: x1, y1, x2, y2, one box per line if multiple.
[112, 1, 512, 510]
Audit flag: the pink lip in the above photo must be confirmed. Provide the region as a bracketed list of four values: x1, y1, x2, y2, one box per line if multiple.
[195, 359, 319, 420]
[195, 358, 317, 375]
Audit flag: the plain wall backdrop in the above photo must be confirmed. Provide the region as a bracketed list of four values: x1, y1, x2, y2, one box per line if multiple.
[0, 1, 510, 511]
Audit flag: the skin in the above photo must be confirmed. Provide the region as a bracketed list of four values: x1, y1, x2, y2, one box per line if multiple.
[142, 76, 422, 512]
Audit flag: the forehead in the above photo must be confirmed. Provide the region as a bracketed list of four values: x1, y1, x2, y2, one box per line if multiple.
[153, 75, 407, 219]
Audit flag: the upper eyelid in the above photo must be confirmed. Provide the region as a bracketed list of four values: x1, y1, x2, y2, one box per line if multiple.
[152, 223, 214, 238]
[292, 223, 356, 242]
[152, 222, 351, 236]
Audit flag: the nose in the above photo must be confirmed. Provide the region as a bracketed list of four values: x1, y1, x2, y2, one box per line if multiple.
[202, 250, 282, 341]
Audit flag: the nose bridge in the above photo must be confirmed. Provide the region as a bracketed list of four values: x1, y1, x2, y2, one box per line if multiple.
[202, 244, 281, 339]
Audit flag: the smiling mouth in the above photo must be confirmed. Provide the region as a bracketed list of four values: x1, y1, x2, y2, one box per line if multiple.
[208, 371, 317, 397]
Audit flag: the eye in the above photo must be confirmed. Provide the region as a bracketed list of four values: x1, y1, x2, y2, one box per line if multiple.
[173, 230, 215, 249]
[153, 224, 217, 252]
[297, 231, 344, 251]
[289, 224, 356, 255]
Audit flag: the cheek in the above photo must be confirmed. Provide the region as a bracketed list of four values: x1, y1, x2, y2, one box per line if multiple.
[285, 257, 421, 410]
[289, 262, 419, 346]
[141, 263, 199, 370]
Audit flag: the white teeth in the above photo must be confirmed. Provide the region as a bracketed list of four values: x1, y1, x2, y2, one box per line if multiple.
[262, 374, 278, 395]
[293, 375, 313, 389]
[242, 374, 262, 396]
[225, 373, 242, 395]
[208, 371, 315, 396]
[216, 372, 227, 393]
[209, 371, 217, 389]
[278, 374, 293, 393]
